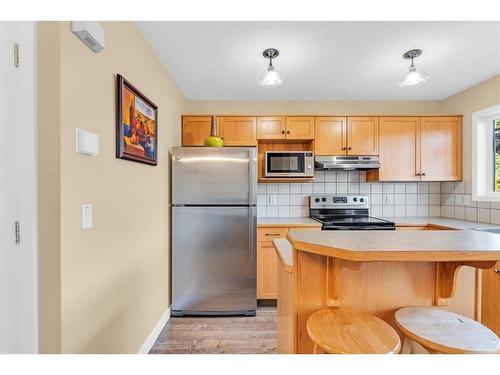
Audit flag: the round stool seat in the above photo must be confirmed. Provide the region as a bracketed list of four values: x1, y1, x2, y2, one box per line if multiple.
[395, 307, 500, 354]
[306, 308, 401, 354]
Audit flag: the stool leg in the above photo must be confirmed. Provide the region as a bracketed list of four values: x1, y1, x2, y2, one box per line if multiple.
[313, 344, 318, 354]
[401, 337, 412, 354]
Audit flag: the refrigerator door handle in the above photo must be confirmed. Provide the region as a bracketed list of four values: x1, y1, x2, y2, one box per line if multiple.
[248, 148, 256, 205]
[248, 207, 256, 263]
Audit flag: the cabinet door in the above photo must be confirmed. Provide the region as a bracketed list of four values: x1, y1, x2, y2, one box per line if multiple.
[257, 242, 278, 299]
[218, 116, 257, 146]
[182, 116, 212, 146]
[377, 117, 420, 181]
[314, 117, 347, 156]
[420, 117, 462, 181]
[285, 117, 315, 140]
[257, 116, 286, 140]
[347, 116, 379, 155]
[482, 267, 500, 336]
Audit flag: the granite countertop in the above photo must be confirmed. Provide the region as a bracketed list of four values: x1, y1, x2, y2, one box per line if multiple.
[383, 217, 500, 230]
[287, 230, 500, 262]
[257, 217, 322, 228]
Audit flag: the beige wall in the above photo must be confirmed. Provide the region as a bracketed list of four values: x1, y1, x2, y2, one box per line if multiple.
[38, 21, 186, 353]
[440, 75, 500, 180]
[185, 100, 442, 116]
[38, 22, 62, 354]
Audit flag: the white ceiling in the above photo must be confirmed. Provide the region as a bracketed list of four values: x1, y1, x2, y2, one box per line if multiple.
[137, 21, 500, 101]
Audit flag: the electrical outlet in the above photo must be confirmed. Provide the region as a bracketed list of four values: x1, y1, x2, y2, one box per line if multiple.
[384, 194, 394, 205]
[463, 195, 471, 206]
[267, 194, 278, 205]
[455, 194, 464, 206]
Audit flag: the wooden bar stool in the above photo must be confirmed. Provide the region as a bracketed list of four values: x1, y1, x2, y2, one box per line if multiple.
[306, 307, 401, 354]
[395, 306, 500, 354]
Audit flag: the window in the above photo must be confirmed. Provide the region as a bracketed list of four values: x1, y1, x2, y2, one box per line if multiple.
[473, 104, 500, 201]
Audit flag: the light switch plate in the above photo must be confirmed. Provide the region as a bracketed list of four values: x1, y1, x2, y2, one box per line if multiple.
[81, 204, 92, 230]
[384, 194, 394, 205]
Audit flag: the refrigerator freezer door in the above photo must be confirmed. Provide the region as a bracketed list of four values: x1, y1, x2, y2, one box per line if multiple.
[172, 206, 257, 315]
[172, 147, 257, 205]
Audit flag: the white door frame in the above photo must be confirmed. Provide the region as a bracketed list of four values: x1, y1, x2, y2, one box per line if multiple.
[21, 20, 38, 354]
[4, 21, 38, 354]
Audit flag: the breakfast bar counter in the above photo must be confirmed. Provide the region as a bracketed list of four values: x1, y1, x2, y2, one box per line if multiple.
[277, 230, 500, 354]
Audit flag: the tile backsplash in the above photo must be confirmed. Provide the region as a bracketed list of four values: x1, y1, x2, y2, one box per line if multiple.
[257, 170, 441, 218]
[441, 181, 500, 224]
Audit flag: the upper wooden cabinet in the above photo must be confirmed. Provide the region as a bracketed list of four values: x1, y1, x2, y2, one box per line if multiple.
[256, 116, 286, 140]
[217, 116, 257, 146]
[374, 117, 421, 181]
[314, 117, 347, 155]
[285, 117, 315, 140]
[314, 116, 378, 156]
[256, 116, 314, 141]
[347, 116, 379, 155]
[182, 116, 212, 146]
[367, 116, 462, 182]
[420, 117, 462, 181]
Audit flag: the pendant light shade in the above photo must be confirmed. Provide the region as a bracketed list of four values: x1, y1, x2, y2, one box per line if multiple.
[398, 49, 430, 88]
[258, 48, 285, 88]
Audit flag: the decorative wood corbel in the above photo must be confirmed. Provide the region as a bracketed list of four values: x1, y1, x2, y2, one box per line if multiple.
[434, 260, 499, 306]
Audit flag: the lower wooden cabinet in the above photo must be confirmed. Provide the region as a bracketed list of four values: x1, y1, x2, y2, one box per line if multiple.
[257, 225, 320, 299]
[257, 242, 280, 299]
[482, 267, 500, 336]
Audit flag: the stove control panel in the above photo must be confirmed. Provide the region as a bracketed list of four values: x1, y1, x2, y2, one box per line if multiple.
[310, 195, 369, 209]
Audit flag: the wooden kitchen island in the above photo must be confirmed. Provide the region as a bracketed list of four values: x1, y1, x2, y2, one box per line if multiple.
[276, 230, 500, 354]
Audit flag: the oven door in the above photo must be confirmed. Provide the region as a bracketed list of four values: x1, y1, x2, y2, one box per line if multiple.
[265, 152, 306, 177]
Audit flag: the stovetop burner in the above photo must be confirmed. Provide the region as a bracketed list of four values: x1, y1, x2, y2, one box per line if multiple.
[309, 195, 395, 231]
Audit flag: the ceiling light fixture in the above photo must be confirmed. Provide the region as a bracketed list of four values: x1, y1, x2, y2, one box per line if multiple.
[258, 48, 285, 88]
[398, 49, 430, 88]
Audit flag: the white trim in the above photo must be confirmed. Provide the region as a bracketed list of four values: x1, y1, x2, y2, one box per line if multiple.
[14, 21, 38, 354]
[137, 307, 171, 354]
[472, 103, 500, 202]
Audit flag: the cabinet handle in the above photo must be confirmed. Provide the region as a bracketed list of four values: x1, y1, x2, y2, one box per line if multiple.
[281, 130, 285, 134]
[286, 131, 290, 134]
[421, 172, 426, 176]
[494, 268, 500, 274]
[342, 147, 346, 150]
[348, 147, 352, 150]
[265, 233, 281, 236]
[416, 173, 421, 176]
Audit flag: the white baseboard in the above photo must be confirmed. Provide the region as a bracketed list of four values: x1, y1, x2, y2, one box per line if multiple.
[138, 306, 171, 354]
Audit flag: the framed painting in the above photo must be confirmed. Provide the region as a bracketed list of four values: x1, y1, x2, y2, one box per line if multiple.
[116, 74, 158, 165]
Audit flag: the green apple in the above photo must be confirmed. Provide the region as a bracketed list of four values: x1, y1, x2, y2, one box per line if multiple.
[204, 136, 224, 147]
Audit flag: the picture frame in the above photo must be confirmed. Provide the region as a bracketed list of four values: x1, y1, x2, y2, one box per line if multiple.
[116, 74, 158, 165]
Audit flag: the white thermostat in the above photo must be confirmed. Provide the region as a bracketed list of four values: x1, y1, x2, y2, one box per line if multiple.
[75, 128, 99, 156]
[71, 21, 105, 53]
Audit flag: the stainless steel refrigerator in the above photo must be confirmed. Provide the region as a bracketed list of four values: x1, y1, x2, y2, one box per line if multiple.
[171, 147, 257, 316]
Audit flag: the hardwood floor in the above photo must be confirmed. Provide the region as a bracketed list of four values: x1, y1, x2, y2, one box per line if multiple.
[149, 306, 277, 354]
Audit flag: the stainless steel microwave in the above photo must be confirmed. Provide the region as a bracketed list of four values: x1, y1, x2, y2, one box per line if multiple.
[264, 151, 314, 178]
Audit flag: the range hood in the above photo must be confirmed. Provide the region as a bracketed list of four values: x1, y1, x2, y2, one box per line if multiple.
[315, 156, 381, 171]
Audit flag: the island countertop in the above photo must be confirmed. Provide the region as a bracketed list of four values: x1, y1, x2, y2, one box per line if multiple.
[287, 230, 500, 262]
